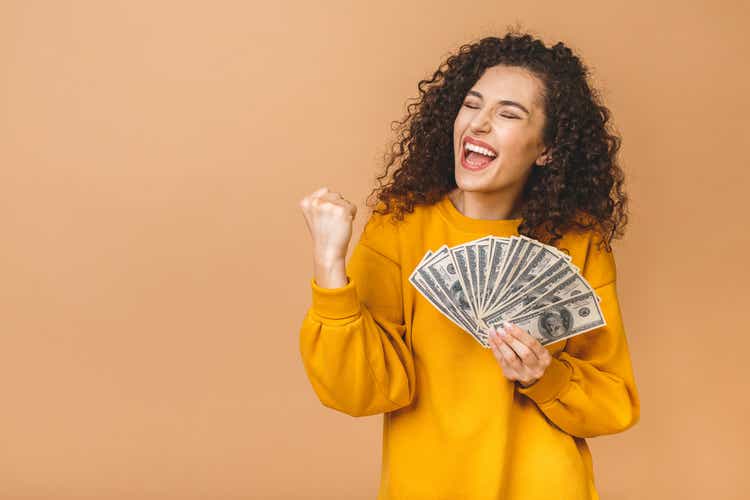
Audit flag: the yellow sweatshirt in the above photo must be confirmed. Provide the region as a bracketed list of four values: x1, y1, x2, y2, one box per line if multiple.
[299, 193, 640, 500]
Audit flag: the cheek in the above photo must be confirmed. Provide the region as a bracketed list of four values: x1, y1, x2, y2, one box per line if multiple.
[498, 129, 530, 151]
[453, 117, 466, 143]
[497, 133, 540, 168]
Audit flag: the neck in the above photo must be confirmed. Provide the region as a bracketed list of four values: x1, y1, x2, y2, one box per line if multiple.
[448, 188, 522, 220]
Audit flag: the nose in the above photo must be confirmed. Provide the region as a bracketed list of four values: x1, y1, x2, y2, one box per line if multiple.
[469, 106, 492, 133]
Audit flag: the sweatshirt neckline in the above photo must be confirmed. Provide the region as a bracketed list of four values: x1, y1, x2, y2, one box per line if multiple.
[436, 193, 523, 234]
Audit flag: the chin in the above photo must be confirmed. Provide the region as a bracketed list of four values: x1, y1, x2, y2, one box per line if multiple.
[454, 168, 502, 193]
[456, 161, 527, 193]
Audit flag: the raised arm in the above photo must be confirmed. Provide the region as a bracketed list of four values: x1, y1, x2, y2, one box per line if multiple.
[298, 188, 416, 417]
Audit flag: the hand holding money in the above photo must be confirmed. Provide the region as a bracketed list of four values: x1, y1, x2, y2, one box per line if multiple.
[299, 186, 358, 288]
[487, 322, 552, 387]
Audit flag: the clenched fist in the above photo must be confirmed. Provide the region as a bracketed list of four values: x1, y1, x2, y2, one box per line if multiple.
[299, 187, 358, 288]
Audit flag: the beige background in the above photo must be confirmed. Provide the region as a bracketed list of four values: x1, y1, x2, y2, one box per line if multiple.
[1, 1, 748, 499]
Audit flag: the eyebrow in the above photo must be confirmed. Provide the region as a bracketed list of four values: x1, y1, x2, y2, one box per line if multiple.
[466, 90, 530, 115]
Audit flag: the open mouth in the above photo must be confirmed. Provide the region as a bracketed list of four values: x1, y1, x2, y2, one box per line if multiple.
[462, 141, 497, 169]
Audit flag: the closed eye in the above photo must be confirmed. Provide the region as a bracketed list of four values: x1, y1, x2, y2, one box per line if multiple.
[462, 103, 519, 119]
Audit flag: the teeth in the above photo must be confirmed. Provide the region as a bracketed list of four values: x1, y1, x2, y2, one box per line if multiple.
[465, 142, 497, 158]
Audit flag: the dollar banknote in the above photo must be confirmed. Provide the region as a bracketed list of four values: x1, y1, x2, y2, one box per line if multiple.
[408, 235, 605, 348]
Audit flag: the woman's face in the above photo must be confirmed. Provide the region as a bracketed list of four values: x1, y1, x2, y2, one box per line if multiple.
[452, 64, 551, 196]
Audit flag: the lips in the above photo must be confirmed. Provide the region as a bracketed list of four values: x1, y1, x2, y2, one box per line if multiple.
[461, 147, 496, 171]
[460, 136, 498, 171]
[463, 136, 498, 156]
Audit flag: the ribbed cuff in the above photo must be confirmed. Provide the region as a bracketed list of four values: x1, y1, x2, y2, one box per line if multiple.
[517, 356, 572, 405]
[310, 275, 361, 320]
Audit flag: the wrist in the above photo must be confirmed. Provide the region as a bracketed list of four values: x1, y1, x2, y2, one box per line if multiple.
[313, 247, 346, 266]
[314, 254, 344, 266]
[313, 258, 347, 289]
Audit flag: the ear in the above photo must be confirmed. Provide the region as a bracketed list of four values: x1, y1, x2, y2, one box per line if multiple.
[535, 147, 553, 167]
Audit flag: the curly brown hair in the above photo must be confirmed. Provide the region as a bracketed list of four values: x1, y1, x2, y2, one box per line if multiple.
[365, 27, 628, 252]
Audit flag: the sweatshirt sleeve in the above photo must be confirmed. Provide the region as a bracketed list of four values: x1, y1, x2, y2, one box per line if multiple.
[298, 213, 417, 417]
[516, 231, 641, 438]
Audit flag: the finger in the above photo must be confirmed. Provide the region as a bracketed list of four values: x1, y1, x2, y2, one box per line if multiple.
[488, 326, 503, 350]
[312, 196, 353, 217]
[336, 196, 356, 212]
[496, 338, 522, 370]
[502, 334, 537, 366]
[486, 324, 496, 342]
[308, 188, 331, 207]
[489, 324, 503, 342]
[325, 198, 357, 217]
[507, 321, 551, 363]
[496, 339, 537, 383]
[316, 193, 355, 212]
[487, 327, 497, 346]
[324, 190, 344, 199]
[501, 322, 541, 365]
[489, 340, 514, 377]
[489, 339, 504, 363]
[488, 329, 505, 356]
[488, 329, 502, 351]
[300, 189, 322, 210]
[318, 192, 345, 203]
[503, 321, 537, 345]
[309, 186, 330, 199]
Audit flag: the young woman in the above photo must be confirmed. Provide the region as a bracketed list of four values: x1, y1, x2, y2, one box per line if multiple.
[298, 30, 640, 500]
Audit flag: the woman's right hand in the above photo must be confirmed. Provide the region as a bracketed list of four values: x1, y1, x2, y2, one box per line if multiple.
[299, 187, 358, 288]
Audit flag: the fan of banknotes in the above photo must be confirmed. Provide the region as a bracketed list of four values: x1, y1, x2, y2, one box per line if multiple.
[408, 235, 605, 348]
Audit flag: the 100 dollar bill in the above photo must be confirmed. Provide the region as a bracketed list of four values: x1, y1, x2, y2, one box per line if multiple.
[487, 290, 606, 346]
